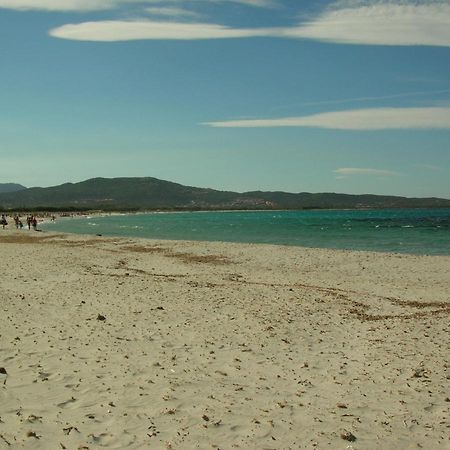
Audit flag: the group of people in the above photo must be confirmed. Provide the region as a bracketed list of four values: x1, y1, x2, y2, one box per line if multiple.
[1, 214, 38, 230]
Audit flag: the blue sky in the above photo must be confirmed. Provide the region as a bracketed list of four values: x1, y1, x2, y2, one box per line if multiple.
[0, 0, 449, 198]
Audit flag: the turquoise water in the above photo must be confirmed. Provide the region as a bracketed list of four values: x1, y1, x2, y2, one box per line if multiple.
[43, 209, 450, 255]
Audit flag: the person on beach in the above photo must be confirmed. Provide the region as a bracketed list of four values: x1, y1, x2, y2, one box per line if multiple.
[1, 214, 7, 229]
[32, 216, 37, 231]
[14, 215, 19, 229]
[27, 215, 32, 230]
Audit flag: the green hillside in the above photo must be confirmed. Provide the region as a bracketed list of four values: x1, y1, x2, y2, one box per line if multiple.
[0, 183, 26, 194]
[0, 177, 449, 211]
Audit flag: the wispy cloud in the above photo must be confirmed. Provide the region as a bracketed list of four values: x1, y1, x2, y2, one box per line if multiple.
[46, 1, 450, 46]
[49, 20, 270, 41]
[144, 7, 203, 20]
[0, 0, 278, 12]
[0, 0, 117, 11]
[334, 168, 402, 177]
[414, 163, 445, 171]
[283, 1, 450, 47]
[203, 107, 450, 130]
[272, 89, 450, 112]
[227, 0, 278, 7]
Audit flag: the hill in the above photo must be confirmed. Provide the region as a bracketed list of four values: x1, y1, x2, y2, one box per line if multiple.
[0, 177, 449, 211]
[0, 183, 26, 194]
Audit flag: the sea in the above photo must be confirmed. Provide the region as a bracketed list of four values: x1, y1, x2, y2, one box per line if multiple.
[42, 208, 450, 256]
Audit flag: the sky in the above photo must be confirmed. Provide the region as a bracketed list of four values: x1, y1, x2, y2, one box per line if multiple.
[0, 0, 450, 198]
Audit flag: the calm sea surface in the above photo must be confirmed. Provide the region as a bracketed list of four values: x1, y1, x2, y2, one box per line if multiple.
[43, 209, 450, 255]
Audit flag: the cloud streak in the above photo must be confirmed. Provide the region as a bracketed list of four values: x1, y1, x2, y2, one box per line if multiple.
[334, 168, 402, 177]
[272, 89, 450, 112]
[0, 0, 117, 11]
[204, 107, 450, 130]
[414, 164, 445, 171]
[49, 20, 270, 41]
[0, 0, 277, 12]
[47, 1, 450, 46]
[144, 7, 203, 20]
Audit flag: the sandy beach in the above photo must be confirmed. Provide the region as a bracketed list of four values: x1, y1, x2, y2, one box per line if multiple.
[0, 230, 449, 449]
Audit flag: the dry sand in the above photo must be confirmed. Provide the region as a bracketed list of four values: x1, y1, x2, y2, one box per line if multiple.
[0, 230, 449, 449]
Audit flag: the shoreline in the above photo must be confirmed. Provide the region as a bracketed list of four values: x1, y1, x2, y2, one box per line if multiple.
[4, 216, 450, 258]
[1, 208, 450, 257]
[37, 208, 450, 257]
[0, 230, 449, 448]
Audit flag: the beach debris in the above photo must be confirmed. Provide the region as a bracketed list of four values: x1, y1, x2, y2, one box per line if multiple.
[89, 433, 109, 443]
[26, 431, 40, 439]
[147, 424, 159, 438]
[0, 434, 11, 446]
[202, 414, 210, 422]
[38, 371, 50, 382]
[412, 367, 427, 378]
[63, 426, 80, 435]
[0, 368, 7, 385]
[340, 430, 357, 442]
[97, 314, 106, 321]
[337, 403, 348, 409]
[26, 414, 42, 423]
[57, 396, 77, 408]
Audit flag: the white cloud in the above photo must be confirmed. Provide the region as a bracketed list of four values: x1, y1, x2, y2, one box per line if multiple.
[45, 1, 450, 46]
[0, 0, 277, 12]
[203, 107, 450, 130]
[283, 2, 450, 47]
[0, 0, 117, 11]
[334, 168, 402, 176]
[49, 20, 271, 41]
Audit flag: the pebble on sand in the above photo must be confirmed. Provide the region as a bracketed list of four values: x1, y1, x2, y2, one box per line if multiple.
[340, 430, 357, 442]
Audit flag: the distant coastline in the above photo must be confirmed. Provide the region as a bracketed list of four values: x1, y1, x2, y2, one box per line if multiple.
[1, 177, 449, 212]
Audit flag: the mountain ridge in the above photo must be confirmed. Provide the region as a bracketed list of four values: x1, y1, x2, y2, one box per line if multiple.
[0, 183, 27, 194]
[0, 177, 448, 211]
